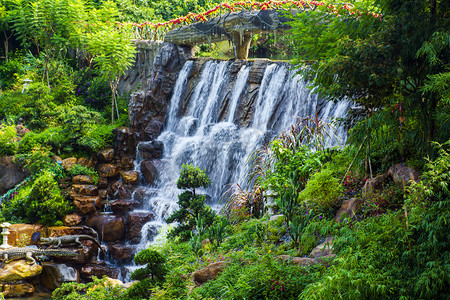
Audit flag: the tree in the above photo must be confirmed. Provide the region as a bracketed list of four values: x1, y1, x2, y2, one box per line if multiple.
[289, 0, 450, 169]
[85, 18, 135, 124]
[166, 164, 216, 241]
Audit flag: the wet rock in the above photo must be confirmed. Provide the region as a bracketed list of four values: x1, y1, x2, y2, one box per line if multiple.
[46, 226, 90, 237]
[362, 173, 390, 196]
[248, 59, 269, 84]
[61, 157, 77, 171]
[335, 198, 364, 223]
[73, 196, 102, 215]
[98, 148, 115, 162]
[70, 184, 99, 197]
[310, 237, 334, 258]
[127, 212, 155, 242]
[143, 118, 164, 140]
[63, 213, 83, 227]
[109, 244, 136, 261]
[113, 127, 137, 158]
[120, 157, 135, 170]
[387, 163, 420, 186]
[0, 156, 29, 195]
[40, 263, 79, 290]
[76, 157, 89, 167]
[98, 189, 109, 200]
[140, 160, 160, 184]
[86, 214, 125, 242]
[80, 262, 120, 280]
[98, 177, 108, 188]
[97, 164, 121, 178]
[137, 141, 164, 159]
[110, 199, 139, 214]
[111, 181, 131, 199]
[72, 175, 94, 185]
[0, 260, 42, 282]
[0, 283, 34, 298]
[120, 171, 140, 184]
[8, 224, 45, 247]
[192, 261, 228, 285]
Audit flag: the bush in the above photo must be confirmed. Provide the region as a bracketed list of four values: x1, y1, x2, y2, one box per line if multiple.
[1, 170, 72, 226]
[298, 169, 342, 215]
[67, 164, 99, 185]
[0, 124, 18, 156]
[53, 276, 127, 300]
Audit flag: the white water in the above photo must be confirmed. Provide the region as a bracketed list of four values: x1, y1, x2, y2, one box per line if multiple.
[129, 61, 351, 254]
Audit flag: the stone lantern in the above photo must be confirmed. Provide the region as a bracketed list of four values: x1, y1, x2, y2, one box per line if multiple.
[0, 222, 12, 249]
[263, 188, 277, 216]
[22, 78, 32, 93]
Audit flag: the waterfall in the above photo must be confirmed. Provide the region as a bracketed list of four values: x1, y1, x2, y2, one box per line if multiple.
[131, 60, 351, 252]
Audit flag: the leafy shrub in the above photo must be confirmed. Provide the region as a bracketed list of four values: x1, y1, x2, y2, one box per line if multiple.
[362, 183, 404, 217]
[1, 170, 72, 226]
[53, 276, 127, 300]
[0, 90, 29, 120]
[68, 164, 99, 185]
[298, 169, 342, 215]
[0, 52, 24, 90]
[0, 124, 18, 156]
[15, 145, 58, 175]
[73, 67, 112, 111]
[166, 164, 216, 241]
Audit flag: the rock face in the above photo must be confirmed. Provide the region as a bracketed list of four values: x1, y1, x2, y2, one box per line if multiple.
[127, 212, 155, 242]
[61, 157, 77, 171]
[192, 261, 228, 285]
[137, 140, 164, 159]
[73, 196, 102, 215]
[86, 214, 125, 242]
[0, 282, 34, 298]
[8, 224, 45, 247]
[335, 198, 364, 223]
[119, 41, 192, 143]
[40, 263, 79, 290]
[120, 171, 140, 184]
[97, 164, 121, 178]
[0, 156, 28, 195]
[387, 163, 420, 185]
[0, 260, 43, 282]
[98, 148, 115, 162]
[310, 237, 334, 258]
[80, 263, 120, 280]
[140, 160, 160, 184]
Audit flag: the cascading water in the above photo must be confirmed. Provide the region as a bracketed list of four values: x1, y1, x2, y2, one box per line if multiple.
[129, 60, 351, 258]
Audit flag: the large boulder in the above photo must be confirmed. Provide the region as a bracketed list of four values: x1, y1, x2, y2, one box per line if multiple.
[40, 263, 79, 290]
[362, 173, 390, 196]
[72, 175, 94, 185]
[120, 157, 135, 171]
[140, 160, 160, 184]
[97, 164, 121, 178]
[61, 157, 77, 171]
[73, 196, 102, 215]
[387, 163, 420, 186]
[192, 261, 228, 285]
[127, 212, 155, 242]
[80, 262, 120, 280]
[86, 214, 125, 242]
[143, 118, 164, 140]
[310, 237, 334, 258]
[0, 283, 34, 298]
[120, 171, 140, 184]
[8, 224, 45, 247]
[335, 198, 364, 223]
[110, 199, 139, 214]
[70, 184, 99, 197]
[98, 148, 115, 162]
[113, 127, 137, 158]
[277, 255, 319, 266]
[63, 213, 83, 226]
[111, 181, 131, 199]
[0, 260, 42, 282]
[109, 244, 135, 261]
[137, 141, 164, 159]
[0, 156, 28, 195]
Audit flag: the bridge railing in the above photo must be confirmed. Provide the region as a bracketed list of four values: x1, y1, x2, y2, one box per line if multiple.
[117, 1, 379, 42]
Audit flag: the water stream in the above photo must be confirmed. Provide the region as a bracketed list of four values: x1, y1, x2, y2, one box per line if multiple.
[126, 60, 351, 272]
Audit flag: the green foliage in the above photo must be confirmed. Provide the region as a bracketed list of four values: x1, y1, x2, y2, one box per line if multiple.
[1, 170, 72, 225]
[0, 52, 23, 90]
[53, 276, 127, 300]
[0, 124, 18, 156]
[299, 169, 343, 215]
[67, 164, 99, 185]
[176, 163, 211, 192]
[15, 144, 57, 175]
[206, 217, 229, 249]
[167, 164, 215, 241]
[192, 250, 323, 299]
